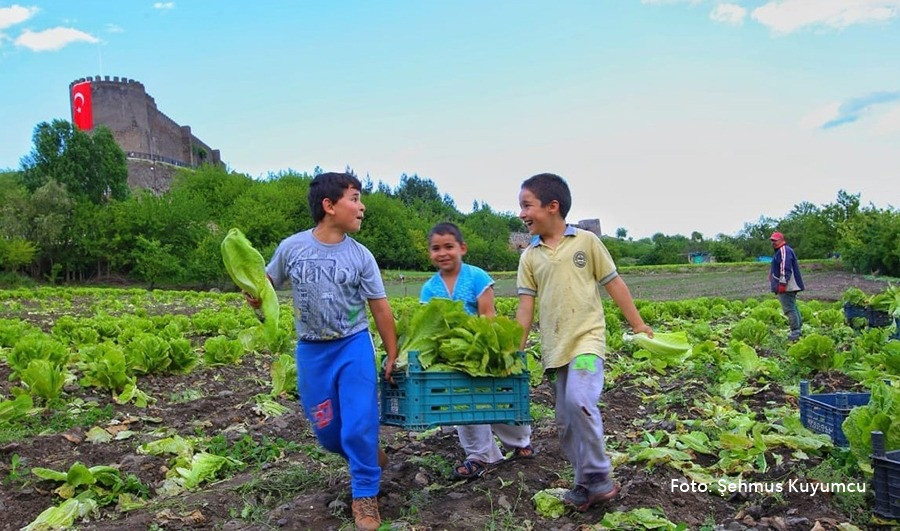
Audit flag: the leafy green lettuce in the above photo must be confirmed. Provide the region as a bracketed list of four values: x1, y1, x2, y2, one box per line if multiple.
[221, 228, 280, 347]
[624, 331, 692, 373]
[531, 488, 568, 519]
[841, 380, 900, 474]
[395, 299, 524, 377]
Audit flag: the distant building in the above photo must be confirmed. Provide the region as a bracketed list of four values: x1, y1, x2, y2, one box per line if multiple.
[509, 218, 603, 252]
[69, 76, 223, 194]
[576, 219, 602, 236]
[688, 252, 713, 264]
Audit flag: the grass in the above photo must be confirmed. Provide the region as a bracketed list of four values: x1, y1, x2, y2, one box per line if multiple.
[205, 434, 302, 470]
[0, 402, 115, 444]
[233, 462, 336, 524]
[801, 458, 871, 526]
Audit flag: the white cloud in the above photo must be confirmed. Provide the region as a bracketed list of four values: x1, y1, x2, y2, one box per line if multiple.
[15, 27, 98, 51]
[105, 23, 124, 33]
[153, 2, 175, 10]
[800, 101, 841, 130]
[870, 104, 900, 135]
[752, 0, 900, 34]
[710, 3, 747, 25]
[0, 4, 38, 30]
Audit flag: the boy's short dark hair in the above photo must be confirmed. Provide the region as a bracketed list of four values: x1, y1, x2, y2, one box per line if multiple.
[521, 173, 571, 219]
[308, 172, 362, 223]
[428, 222, 464, 243]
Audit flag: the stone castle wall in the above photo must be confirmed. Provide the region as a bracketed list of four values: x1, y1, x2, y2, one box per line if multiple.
[69, 76, 222, 190]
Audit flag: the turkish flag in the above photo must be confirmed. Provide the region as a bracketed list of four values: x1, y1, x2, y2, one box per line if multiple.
[71, 81, 93, 130]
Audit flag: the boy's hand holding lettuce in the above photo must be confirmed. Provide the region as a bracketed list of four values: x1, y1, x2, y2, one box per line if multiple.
[623, 331, 693, 372]
[395, 299, 525, 377]
[221, 228, 279, 347]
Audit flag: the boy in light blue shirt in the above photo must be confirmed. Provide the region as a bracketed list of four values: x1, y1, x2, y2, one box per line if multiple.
[420, 222, 533, 479]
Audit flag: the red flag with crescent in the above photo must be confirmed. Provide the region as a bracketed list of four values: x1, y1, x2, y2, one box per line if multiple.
[71, 81, 93, 130]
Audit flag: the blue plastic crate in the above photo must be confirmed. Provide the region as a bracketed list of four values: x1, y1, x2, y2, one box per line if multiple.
[798, 380, 870, 447]
[380, 351, 531, 431]
[871, 431, 900, 520]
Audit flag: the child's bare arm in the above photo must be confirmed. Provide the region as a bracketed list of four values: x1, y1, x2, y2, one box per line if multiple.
[515, 294, 535, 350]
[369, 297, 399, 381]
[604, 276, 653, 337]
[477, 286, 496, 318]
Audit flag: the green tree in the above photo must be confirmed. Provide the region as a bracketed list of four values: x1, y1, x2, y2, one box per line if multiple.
[131, 236, 184, 289]
[223, 173, 311, 250]
[0, 238, 37, 272]
[735, 216, 778, 258]
[356, 192, 425, 269]
[776, 201, 833, 259]
[171, 165, 254, 215]
[838, 205, 900, 276]
[639, 233, 691, 265]
[24, 179, 75, 278]
[20, 120, 128, 204]
[461, 205, 518, 271]
[709, 239, 745, 262]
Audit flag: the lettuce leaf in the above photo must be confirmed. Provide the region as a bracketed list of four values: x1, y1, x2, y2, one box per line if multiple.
[396, 299, 525, 377]
[221, 228, 280, 347]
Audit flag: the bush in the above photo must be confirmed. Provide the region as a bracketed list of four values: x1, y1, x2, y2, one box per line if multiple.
[838, 207, 899, 276]
[0, 272, 35, 289]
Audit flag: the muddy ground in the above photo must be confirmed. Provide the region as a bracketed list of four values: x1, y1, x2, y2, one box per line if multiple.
[0, 359, 866, 531]
[0, 269, 894, 530]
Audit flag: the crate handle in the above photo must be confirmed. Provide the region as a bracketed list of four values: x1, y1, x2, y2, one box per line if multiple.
[837, 393, 848, 407]
[871, 430, 885, 458]
[409, 350, 422, 371]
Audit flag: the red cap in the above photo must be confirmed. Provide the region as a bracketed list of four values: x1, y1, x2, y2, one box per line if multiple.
[770, 231, 784, 241]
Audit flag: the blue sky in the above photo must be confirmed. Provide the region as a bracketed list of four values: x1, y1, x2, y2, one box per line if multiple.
[1, 1, 898, 239]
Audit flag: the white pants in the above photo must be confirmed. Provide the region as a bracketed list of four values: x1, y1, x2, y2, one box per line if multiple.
[555, 355, 611, 485]
[457, 423, 532, 464]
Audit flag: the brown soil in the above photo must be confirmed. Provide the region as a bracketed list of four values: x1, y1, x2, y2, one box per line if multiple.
[0, 270, 893, 531]
[0, 366, 871, 531]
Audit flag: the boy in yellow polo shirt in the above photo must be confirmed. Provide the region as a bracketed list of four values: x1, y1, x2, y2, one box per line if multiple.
[515, 173, 652, 511]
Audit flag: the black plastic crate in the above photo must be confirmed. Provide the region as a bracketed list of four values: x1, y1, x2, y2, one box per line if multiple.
[380, 350, 531, 431]
[843, 303, 868, 326]
[798, 380, 870, 447]
[871, 431, 900, 520]
[868, 308, 894, 328]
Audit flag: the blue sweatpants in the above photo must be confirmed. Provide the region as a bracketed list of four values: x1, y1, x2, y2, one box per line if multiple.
[296, 329, 380, 498]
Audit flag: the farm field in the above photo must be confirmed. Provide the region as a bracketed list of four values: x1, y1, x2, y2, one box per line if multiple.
[0, 269, 897, 531]
[382, 263, 892, 301]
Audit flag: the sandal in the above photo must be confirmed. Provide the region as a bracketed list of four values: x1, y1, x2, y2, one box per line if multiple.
[451, 459, 488, 480]
[510, 445, 535, 460]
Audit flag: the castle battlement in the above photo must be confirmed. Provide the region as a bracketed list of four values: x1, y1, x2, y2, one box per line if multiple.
[69, 75, 222, 193]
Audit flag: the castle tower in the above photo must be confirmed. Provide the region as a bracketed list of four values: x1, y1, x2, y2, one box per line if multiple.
[68, 76, 223, 193]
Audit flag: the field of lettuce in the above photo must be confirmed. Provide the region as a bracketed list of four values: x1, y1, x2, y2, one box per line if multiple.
[0, 273, 898, 530]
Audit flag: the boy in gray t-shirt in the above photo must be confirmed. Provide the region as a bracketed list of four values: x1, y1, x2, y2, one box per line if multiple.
[249, 173, 397, 531]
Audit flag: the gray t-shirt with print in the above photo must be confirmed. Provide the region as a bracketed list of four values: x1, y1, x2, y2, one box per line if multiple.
[266, 229, 386, 341]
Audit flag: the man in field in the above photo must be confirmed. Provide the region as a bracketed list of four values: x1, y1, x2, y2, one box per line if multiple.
[769, 231, 804, 341]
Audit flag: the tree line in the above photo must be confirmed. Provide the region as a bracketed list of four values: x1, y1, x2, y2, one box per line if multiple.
[0, 120, 897, 287]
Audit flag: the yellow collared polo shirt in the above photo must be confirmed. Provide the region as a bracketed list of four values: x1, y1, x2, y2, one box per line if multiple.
[516, 226, 618, 369]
